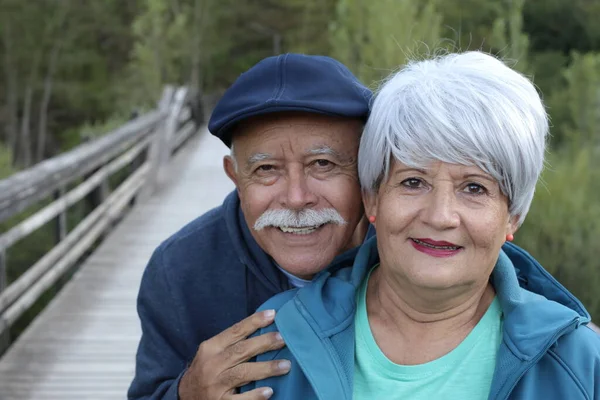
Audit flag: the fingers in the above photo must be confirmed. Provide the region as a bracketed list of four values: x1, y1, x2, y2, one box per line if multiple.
[180, 311, 284, 400]
[223, 387, 274, 400]
[222, 331, 286, 366]
[214, 310, 276, 348]
[220, 359, 292, 390]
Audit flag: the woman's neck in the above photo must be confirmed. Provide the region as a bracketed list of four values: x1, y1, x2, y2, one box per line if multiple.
[366, 266, 495, 365]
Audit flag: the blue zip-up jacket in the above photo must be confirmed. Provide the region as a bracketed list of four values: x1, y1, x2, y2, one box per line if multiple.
[244, 236, 600, 399]
[128, 190, 374, 399]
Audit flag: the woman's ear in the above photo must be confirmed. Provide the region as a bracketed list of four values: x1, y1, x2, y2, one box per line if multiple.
[362, 189, 378, 222]
[507, 214, 520, 237]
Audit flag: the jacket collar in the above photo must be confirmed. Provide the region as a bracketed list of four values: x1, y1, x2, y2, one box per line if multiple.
[490, 244, 589, 360]
[295, 236, 589, 338]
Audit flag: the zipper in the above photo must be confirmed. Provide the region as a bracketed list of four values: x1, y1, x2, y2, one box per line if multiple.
[493, 317, 580, 400]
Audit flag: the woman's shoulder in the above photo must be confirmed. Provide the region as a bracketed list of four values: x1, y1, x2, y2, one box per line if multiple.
[256, 288, 299, 314]
[554, 323, 600, 359]
[545, 324, 600, 395]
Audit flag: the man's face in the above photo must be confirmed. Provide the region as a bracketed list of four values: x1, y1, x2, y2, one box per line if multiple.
[224, 112, 366, 279]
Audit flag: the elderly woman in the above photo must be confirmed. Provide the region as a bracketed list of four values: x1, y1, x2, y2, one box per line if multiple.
[241, 52, 600, 400]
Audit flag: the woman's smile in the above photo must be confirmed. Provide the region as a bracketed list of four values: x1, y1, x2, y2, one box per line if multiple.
[410, 238, 464, 258]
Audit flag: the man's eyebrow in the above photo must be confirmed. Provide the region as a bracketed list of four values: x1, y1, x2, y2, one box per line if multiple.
[246, 153, 272, 168]
[306, 146, 342, 158]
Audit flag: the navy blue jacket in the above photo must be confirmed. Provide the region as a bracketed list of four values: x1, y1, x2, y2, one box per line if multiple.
[127, 190, 370, 399]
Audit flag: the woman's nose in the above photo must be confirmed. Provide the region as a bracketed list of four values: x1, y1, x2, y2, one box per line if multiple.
[421, 188, 460, 230]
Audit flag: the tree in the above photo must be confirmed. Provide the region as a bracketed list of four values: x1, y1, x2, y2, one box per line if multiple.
[516, 148, 600, 321]
[330, 0, 443, 85]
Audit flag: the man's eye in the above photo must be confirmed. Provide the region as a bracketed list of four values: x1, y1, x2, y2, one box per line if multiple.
[464, 183, 487, 195]
[314, 159, 332, 167]
[401, 178, 423, 188]
[256, 165, 275, 172]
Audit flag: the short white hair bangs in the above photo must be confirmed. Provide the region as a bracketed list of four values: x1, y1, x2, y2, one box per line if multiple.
[358, 51, 549, 225]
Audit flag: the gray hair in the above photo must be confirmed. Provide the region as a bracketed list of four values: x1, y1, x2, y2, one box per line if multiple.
[358, 51, 549, 225]
[229, 142, 238, 172]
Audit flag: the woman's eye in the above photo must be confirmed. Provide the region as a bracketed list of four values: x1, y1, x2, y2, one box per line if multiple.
[401, 178, 423, 188]
[464, 183, 487, 195]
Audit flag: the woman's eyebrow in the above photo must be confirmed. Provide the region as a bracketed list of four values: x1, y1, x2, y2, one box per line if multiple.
[463, 173, 496, 182]
[393, 167, 427, 176]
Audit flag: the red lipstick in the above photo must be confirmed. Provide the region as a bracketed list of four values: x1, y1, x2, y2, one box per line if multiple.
[410, 238, 463, 258]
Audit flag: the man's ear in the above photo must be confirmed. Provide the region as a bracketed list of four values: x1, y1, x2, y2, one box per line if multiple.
[223, 156, 238, 186]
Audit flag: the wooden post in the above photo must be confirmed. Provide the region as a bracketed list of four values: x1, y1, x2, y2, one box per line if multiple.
[157, 86, 189, 184]
[0, 248, 6, 293]
[55, 187, 67, 243]
[140, 86, 175, 200]
[54, 187, 69, 289]
[0, 248, 10, 354]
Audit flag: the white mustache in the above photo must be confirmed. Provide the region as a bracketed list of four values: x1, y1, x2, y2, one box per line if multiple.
[254, 208, 347, 231]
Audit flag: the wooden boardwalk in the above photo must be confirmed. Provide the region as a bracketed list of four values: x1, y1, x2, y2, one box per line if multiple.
[0, 129, 234, 399]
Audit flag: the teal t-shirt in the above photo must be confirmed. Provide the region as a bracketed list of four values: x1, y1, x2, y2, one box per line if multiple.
[354, 267, 503, 399]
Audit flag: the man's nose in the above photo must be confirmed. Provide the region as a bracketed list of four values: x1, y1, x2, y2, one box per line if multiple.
[421, 187, 460, 230]
[282, 167, 318, 210]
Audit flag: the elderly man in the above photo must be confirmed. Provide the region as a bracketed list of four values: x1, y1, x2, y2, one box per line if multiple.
[128, 54, 373, 400]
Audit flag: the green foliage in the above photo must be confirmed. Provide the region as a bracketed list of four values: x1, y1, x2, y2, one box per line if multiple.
[438, 0, 529, 71]
[0, 144, 15, 179]
[543, 51, 600, 149]
[523, 0, 600, 54]
[125, 0, 191, 106]
[330, 0, 443, 84]
[516, 148, 600, 320]
[560, 52, 600, 147]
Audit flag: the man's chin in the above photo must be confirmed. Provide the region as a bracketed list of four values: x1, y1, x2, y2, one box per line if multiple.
[271, 254, 331, 280]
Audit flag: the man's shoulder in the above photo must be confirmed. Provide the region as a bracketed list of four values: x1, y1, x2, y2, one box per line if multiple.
[150, 194, 241, 277]
[160, 203, 227, 253]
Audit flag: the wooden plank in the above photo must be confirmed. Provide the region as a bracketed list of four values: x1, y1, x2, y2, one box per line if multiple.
[0, 111, 163, 224]
[0, 164, 148, 332]
[172, 120, 197, 152]
[0, 163, 149, 317]
[0, 129, 233, 399]
[0, 136, 152, 250]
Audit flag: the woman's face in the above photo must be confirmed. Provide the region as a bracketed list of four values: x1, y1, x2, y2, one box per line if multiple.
[364, 160, 519, 291]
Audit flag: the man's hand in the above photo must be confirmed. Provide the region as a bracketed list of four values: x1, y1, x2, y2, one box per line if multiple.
[178, 310, 290, 400]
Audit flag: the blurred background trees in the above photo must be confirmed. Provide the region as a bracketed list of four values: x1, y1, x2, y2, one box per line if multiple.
[0, 0, 599, 319]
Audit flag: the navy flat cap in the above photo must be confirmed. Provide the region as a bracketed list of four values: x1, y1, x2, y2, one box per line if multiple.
[208, 53, 372, 147]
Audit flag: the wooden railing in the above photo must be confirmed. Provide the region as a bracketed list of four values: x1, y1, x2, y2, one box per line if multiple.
[0, 85, 198, 344]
